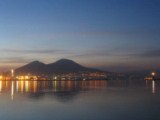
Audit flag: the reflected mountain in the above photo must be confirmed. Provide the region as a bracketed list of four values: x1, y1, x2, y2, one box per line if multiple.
[0, 79, 158, 102]
[25, 81, 84, 102]
[0, 80, 107, 102]
[27, 91, 81, 102]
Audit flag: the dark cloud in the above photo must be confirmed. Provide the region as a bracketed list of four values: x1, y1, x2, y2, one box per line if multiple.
[122, 49, 160, 58]
[0, 57, 32, 64]
[1, 49, 71, 54]
[139, 49, 160, 58]
[0, 49, 72, 55]
[111, 49, 160, 58]
[67, 52, 112, 58]
[0, 49, 75, 67]
[66, 50, 135, 59]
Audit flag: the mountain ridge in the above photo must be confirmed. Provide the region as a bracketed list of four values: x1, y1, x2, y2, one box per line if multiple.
[15, 59, 104, 75]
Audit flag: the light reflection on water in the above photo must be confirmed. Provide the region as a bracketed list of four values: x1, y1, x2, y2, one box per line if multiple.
[0, 80, 107, 100]
[0, 80, 160, 120]
[0, 80, 159, 100]
[152, 80, 155, 94]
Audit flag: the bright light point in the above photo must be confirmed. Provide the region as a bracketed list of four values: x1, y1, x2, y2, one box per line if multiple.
[20, 76, 24, 80]
[11, 69, 14, 77]
[25, 76, 29, 79]
[151, 72, 156, 76]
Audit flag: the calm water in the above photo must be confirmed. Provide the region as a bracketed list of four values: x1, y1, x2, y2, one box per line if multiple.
[0, 79, 160, 120]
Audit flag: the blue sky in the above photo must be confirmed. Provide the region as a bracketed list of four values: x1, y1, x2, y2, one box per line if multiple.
[0, 0, 160, 72]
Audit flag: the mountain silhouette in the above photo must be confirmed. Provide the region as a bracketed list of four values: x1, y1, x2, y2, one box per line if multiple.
[15, 60, 46, 75]
[15, 59, 102, 75]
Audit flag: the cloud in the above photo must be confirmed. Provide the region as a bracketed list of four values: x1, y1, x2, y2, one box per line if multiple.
[0, 47, 160, 71]
[139, 49, 160, 58]
[0, 48, 76, 69]
[66, 50, 136, 59]
[0, 48, 71, 54]
[121, 49, 160, 58]
[66, 51, 111, 58]
[0, 57, 32, 64]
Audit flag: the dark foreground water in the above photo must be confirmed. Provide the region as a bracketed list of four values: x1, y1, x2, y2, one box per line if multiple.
[0, 79, 160, 120]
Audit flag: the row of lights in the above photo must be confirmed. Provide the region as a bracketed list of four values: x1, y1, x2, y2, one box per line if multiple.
[0, 69, 38, 80]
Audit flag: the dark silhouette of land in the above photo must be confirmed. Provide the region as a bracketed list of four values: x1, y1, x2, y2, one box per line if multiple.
[15, 59, 103, 75]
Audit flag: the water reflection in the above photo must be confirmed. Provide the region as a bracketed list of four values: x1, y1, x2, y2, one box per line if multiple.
[0, 80, 107, 100]
[0, 80, 2, 92]
[145, 80, 160, 94]
[0, 80, 158, 100]
[11, 81, 14, 100]
[0, 79, 160, 120]
[152, 80, 155, 94]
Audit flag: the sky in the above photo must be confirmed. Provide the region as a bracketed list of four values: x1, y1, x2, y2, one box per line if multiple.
[0, 0, 160, 72]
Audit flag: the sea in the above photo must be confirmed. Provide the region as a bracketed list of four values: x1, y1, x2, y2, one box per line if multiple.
[0, 79, 160, 120]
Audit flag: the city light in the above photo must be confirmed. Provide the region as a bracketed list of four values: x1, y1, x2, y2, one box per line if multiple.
[11, 69, 14, 77]
[25, 76, 29, 79]
[151, 72, 156, 76]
